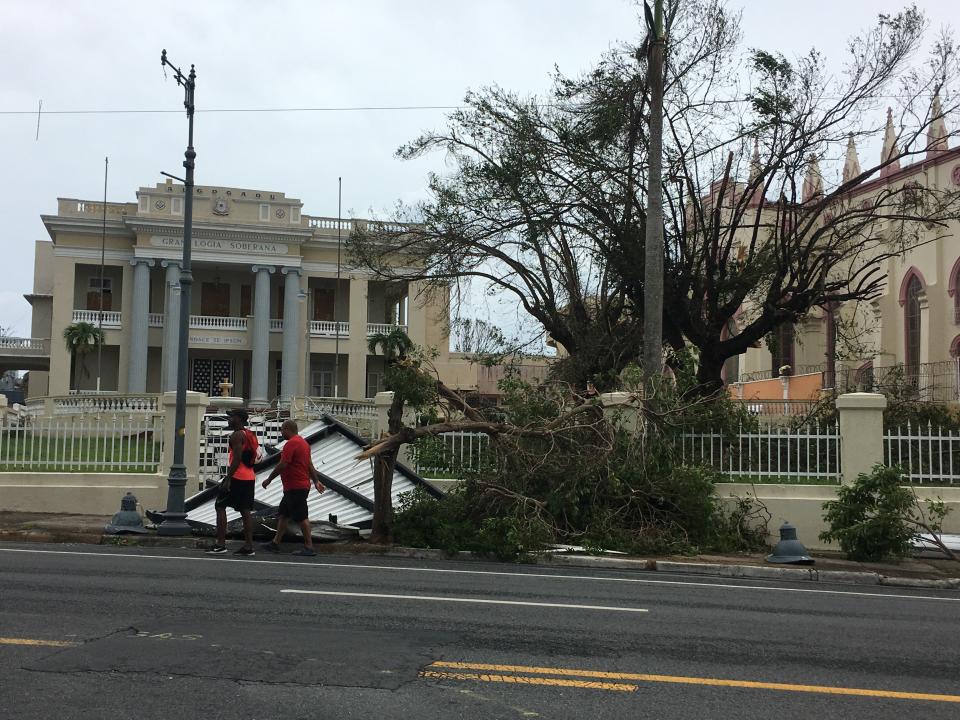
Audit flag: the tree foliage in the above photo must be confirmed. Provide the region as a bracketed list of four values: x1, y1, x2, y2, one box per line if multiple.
[350, 2, 960, 394]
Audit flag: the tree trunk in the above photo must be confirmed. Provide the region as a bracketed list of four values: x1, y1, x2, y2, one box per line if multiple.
[368, 391, 407, 545]
[694, 353, 726, 398]
[369, 449, 398, 544]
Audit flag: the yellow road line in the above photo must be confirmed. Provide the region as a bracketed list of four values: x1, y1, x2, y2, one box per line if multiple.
[428, 662, 960, 704]
[420, 670, 637, 693]
[0, 637, 76, 648]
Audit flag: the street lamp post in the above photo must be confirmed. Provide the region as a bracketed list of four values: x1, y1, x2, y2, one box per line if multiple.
[157, 49, 197, 536]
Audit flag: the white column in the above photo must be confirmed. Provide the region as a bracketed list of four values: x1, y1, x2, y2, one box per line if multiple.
[249, 265, 274, 407]
[127, 258, 154, 393]
[347, 277, 369, 399]
[280, 267, 302, 405]
[160, 260, 181, 392]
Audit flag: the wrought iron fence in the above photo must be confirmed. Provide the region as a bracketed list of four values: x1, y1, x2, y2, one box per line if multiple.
[411, 431, 491, 477]
[0, 414, 164, 473]
[884, 421, 960, 485]
[677, 422, 841, 483]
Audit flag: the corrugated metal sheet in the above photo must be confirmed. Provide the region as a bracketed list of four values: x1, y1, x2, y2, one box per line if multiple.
[185, 417, 427, 529]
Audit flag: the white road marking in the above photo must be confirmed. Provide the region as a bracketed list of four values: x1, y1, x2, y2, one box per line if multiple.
[0, 546, 956, 603]
[280, 588, 649, 613]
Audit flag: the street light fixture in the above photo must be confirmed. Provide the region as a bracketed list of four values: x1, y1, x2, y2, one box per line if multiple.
[157, 48, 197, 536]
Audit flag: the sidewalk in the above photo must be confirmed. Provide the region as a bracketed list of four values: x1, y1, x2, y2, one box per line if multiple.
[1, 511, 957, 590]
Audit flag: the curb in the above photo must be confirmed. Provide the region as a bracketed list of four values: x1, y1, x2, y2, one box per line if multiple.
[541, 554, 960, 589]
[0, 530, 957, 589]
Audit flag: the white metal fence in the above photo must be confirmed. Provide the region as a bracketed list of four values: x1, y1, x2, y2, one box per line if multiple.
[677, 422, 841, 483]
[0, 414, 164, 473]
[412, 431, 491, 476]
[884, 422, 960, 485]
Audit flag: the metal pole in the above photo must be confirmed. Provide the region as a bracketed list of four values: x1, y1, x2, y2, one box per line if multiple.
[333, 176, 342, 398]
[158, 49, 196, 536]
[642, 0, 665, 387]
[96, 156, 108, 393]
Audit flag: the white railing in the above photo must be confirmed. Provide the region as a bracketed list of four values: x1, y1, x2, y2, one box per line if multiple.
[269, 319, 284, 332]
[678, 422, 841, 483]
[72, 310, 122, 328]
[189, 315, 247, 330]
[413, 431, 491, 476]
[367, 323, 408, 336]
[148, 313, 164, 328]
[0, 414, 164, 473]
[50, 394, 162, 416]
[310, 321, 350, 337]
[307, 217, 354, 231]
[301, 397, 377, 420]
[0, 337, 49, 353]
[885, 421, 960, 485]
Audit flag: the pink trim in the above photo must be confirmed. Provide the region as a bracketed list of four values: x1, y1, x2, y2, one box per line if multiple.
[898, 267, 928, 307]
[951, 336, 960, 359]
[949, 256, 960, 298]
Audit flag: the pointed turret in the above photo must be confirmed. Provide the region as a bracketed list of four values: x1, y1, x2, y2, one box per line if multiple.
[802, 154, 823, 202]
[880, 107, 901, 178]
[926, 90, 949, 158]
[842, 134, 862, 183]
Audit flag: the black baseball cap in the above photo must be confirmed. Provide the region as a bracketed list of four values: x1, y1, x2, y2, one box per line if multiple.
[226, 408, 249, 423]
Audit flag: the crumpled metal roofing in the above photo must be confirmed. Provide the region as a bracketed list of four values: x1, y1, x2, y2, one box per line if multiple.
[183, 415, 439, 529]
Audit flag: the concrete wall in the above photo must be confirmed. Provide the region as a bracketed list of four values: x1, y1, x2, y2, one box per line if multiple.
[0, 472, 167, 516]
[719, 482, 960, 551]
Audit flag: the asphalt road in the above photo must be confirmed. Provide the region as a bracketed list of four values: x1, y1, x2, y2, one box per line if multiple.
[1, 542, 958, 719]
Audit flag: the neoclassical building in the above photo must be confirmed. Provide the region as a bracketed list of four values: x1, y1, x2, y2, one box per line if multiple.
[24, 179, 454, 404]
[732, 106, 960, 401]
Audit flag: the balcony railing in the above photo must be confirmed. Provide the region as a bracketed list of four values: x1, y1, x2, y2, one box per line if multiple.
[148, 313, 164, 328]
[72, 310, 122, 328]
[310, 321, 349, 337]
[0, 337, 49, 354]
[189, 315, 247, 331]
[270, 319, 283, 332]
[367, 323, 408, 336]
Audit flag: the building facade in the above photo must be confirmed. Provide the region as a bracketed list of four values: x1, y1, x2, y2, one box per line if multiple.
[729, 106, 960, 401]
[26, 180, 452, 404]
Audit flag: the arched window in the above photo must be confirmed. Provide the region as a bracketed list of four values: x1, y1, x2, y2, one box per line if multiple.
[905, 275, 922, 381]
[951, 257, 960, 325]
[770, 323, 795, 373]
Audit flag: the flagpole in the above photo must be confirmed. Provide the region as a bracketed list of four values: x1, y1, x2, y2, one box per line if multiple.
[333, 177, 342, 397]
[96, 156, 108, 393]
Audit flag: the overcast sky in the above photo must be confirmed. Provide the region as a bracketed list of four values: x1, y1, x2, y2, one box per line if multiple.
[0, 0, 954, 338]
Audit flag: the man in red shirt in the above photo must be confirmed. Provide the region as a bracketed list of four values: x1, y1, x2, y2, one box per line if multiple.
[208, 408, 259, 556]
[260, 419, 325, 556]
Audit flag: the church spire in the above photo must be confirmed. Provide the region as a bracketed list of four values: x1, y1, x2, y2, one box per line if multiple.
[747, 138, 763, 205]
[802, 153, 823, 202]
[880, 107, 901, 178]
[926, 90, 949, 158]
[842, 134, 861, 183]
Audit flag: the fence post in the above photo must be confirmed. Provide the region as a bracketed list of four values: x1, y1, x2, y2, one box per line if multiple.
[836, 392, 886, 485]
[161, 391, 211, 492]
[600, 391, 642, 434]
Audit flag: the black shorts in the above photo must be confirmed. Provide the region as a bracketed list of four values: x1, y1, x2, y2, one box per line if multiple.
[278, 489, 310, 523]
[215, 479, 255, 512]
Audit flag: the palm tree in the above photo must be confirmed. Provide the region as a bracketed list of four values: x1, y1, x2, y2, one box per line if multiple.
[62, 322, 104, 391]
[366, 328, 420, 543]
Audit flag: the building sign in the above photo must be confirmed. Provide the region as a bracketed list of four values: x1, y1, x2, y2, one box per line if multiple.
[189, 335, 246, 346]
[150, 235, 289, 255]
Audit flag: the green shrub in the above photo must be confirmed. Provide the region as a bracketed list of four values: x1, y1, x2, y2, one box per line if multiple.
[820, 465, 916, 561]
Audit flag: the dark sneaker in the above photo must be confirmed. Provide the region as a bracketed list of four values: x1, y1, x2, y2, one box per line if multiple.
[292, 548, 316, 557]
[260, 542, 281, 554]
[206, 545, 228, 555]
[233, 546, 256, 557]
